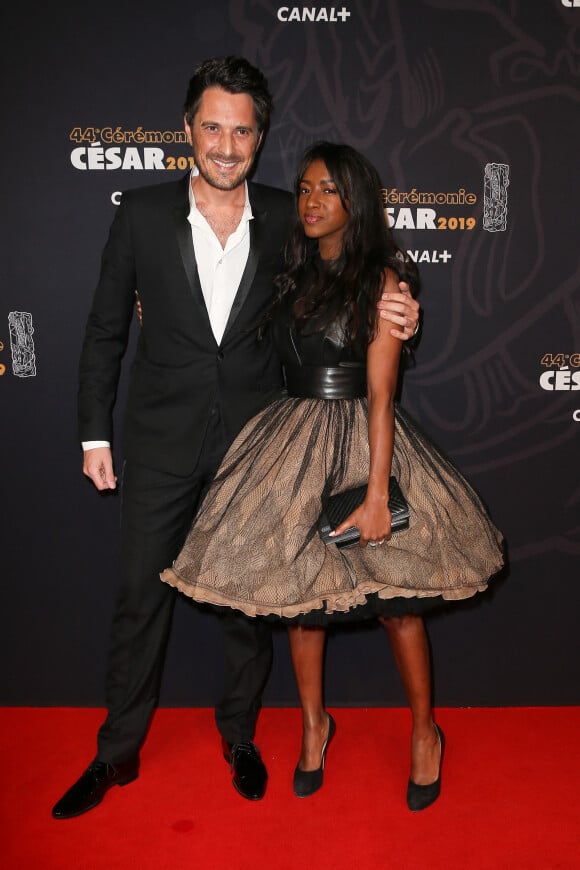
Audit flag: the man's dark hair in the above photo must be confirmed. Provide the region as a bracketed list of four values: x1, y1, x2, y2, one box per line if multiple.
[183, 56, 273, 134]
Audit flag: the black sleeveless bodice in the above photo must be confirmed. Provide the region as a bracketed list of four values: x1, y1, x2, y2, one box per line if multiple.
[271, 291, 365, 367]
[271, 291, 367, 398]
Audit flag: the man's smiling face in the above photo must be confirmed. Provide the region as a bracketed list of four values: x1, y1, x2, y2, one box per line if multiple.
[185, 86, 262, 192]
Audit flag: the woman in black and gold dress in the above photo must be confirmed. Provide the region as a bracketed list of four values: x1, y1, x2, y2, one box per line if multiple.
[161, 142, 504, 810]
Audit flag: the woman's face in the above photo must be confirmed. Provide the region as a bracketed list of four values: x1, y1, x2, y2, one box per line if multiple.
[298, 158, 349, 259]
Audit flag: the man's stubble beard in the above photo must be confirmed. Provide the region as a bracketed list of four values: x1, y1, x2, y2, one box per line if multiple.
[192, 147, 257, 192]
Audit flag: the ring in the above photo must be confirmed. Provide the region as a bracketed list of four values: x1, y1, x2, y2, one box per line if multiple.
[368, 540, 385, 548]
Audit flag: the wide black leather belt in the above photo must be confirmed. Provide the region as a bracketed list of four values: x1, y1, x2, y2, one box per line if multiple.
[284, 365, 367, 399]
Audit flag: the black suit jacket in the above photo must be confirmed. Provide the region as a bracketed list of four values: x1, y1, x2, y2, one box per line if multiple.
[78, 174, 294, 475]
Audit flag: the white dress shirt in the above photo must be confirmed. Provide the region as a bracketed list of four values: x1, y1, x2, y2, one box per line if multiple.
[83, 170, 252, 451]
[188, 174, 253, 344]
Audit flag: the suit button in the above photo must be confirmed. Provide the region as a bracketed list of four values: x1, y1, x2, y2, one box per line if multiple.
[217, 351, 224, 361]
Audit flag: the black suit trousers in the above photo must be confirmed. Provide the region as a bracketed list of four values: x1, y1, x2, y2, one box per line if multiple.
[96, 414, 273, 764]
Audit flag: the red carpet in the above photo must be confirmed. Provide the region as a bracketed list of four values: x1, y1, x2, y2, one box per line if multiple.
[1, 707, 579, 869]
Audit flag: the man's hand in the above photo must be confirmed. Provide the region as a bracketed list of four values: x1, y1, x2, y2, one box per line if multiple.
[378, 281, 420, 340]
[83, 447, 117, 491]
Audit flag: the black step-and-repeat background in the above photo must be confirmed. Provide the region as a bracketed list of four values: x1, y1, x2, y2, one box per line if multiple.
[2, 1, 579, 708]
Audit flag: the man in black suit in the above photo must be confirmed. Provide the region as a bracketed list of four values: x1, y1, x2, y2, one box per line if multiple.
[52, 57, 419, 819]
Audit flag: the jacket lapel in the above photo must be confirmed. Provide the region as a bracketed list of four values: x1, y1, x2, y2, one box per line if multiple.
[221, 191, 266, 341]
[173, 176, 213, 327]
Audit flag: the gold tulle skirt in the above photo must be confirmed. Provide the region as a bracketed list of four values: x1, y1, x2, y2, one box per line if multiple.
[161, 400, 504, 621]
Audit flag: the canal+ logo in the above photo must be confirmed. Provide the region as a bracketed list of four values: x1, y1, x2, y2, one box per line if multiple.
[277, 6, 351, 22]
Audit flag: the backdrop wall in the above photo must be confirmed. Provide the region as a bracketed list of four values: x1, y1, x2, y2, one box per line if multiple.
[1, 0, 579, 708]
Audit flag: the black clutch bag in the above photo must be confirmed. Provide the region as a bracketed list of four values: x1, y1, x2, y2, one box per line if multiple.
[318, 476, 410, 549]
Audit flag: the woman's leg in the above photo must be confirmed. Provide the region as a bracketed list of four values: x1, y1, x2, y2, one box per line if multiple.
[379, 614, 441, 784]
[287, 625, 330, 770]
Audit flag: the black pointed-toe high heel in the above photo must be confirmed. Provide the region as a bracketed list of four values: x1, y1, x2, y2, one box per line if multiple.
[293, 713, 336, 798]
[406, 723, 445, 812]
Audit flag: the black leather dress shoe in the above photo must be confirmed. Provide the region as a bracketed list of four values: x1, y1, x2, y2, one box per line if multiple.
[52, 759, 139, 819]
[222, 739, 267, 801]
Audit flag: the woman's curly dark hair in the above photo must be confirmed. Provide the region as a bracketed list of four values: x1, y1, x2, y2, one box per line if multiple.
[274, 141, 419, 349]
